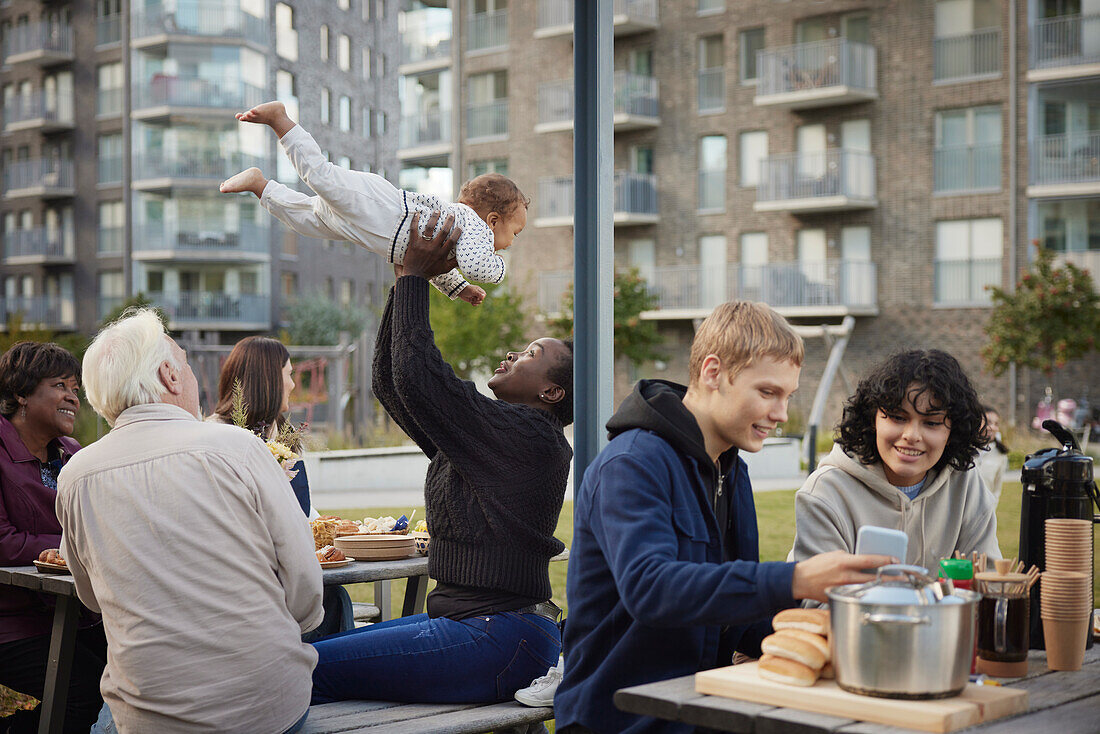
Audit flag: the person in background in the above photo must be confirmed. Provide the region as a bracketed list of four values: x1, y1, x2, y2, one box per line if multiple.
[789, 349, 1001, 572]
[58, 310, 322, 733]
[0, 342, 105, 734]
[977, 404, 1009, 504]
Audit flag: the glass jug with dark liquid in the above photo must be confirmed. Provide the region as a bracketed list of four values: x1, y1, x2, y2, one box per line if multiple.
[975, 570, 1030, 677]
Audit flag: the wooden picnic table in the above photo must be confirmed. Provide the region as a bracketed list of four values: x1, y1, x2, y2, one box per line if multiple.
[615, 645, 1100, 733]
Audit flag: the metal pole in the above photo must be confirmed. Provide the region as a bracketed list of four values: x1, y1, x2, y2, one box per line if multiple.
[1008, 0, 1018, 426]
[572, 0, 614, 479]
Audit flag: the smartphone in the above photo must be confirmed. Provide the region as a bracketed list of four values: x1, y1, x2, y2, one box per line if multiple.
[855, 525, 908, 564]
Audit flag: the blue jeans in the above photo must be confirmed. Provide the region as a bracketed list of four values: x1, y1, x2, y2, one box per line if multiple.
[310, 611, 561, 704]
[91, 705, 308, 734]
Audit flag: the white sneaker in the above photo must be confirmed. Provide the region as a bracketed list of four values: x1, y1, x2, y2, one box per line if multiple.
[514, 655, 564, 707]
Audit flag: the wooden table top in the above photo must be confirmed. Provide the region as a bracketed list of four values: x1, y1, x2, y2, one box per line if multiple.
[615, 645, 1100, 733]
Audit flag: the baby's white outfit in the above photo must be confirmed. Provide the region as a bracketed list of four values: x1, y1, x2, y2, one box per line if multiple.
[259, 124, 504, 299]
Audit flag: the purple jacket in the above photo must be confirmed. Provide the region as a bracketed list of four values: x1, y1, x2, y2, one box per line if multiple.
[0, 415, 81, 645]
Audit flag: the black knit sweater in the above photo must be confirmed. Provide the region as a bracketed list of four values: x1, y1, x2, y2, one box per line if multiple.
[372, 276, 571, 601]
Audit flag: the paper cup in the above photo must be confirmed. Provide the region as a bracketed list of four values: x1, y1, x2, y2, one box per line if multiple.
[1042, 616, 1089, 670]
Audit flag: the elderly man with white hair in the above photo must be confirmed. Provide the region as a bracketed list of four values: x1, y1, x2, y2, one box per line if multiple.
[55, 309, 322, 734]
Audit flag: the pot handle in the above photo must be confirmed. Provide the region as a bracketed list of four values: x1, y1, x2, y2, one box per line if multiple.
[862, 612, 931, 626]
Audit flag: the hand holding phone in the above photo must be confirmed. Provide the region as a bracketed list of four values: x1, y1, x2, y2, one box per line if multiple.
[855, 525, 908, 565]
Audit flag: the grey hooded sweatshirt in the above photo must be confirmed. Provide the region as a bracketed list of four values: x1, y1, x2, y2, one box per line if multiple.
[787, 444, 1001, 571]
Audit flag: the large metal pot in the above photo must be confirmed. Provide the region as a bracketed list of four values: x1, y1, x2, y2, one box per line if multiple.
[827, 565, 980, 699]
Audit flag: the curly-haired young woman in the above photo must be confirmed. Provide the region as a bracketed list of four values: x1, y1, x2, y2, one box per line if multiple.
[788, 349, 1001, 571]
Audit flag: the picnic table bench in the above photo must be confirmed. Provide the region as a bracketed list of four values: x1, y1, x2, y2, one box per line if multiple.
[301, 700, 552, 733]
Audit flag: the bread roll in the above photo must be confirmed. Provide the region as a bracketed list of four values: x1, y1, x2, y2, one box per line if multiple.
[761, 633, 826, 670]
[316, 545, 346, 562]
[773, 629, 829, 660]
[758, 654, 819, 687]
[773, 608, 829, 636]
[820, 661, 835, 679]
[38, 548, 65, 566]
[334, 520, 360, 537]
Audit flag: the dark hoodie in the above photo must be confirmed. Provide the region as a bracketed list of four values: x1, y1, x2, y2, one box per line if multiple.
[555, 380, 797, 734]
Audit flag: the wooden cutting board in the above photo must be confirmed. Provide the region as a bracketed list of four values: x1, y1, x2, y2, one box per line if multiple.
[695, 662, 1027, 733]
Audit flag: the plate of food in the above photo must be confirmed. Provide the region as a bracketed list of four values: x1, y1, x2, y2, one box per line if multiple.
[33, 549, 70, 574]
[316, 545, 349, 568]
[319, 559, 351, 569]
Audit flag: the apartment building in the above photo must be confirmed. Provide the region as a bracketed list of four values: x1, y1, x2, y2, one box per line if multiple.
[395, 0, 1099, 423]
[0, 0, 398, 340]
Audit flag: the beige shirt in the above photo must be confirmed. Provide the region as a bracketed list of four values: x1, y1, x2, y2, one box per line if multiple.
[56, 403, 323, 734]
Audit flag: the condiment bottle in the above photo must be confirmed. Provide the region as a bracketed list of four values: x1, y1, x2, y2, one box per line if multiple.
[939, 559, 974, 590]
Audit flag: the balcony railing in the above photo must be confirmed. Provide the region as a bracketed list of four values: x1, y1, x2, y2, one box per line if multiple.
[134, 76, 266, 113]
[1030, 131, 1100, 186]
[536, 0, 657, 35]
[132, 151, 267, 185]
[399, 109, 451, 149]
[1053, 250, 1100, 279]
[97, 88, 123, 117]
[2, 93, 74, 129]
[1, 296, 75, 329]
[2, 159, 75, 196]
[400, 14, 452, 66]
[97, 14, 122, 46]
[537, 172, 658, 224]
[131, 221, 270, 255]
[1030, 14, 1100, 70]
[147, 291, 270, 326]
[756, 149, 876, 211]
[933, 142, 1001, 193]
[98, 155, 123, 185]
[538, 260, 878, 315]
[132, 2, 268, 46]
[933, 27, 1001, 82]
[2, 229, 74, 261]
[536, 72, 659, 128]
[697, 68, 724, 113]
[466, 100, 507, 139]
[697, 169, 725, 211]
[98, 226, 125, 255]
[98, 296, 127, 320]
[934, 258, 1001, 304]
[755, 38, 877, 108]
[468, 9, 507, 52]
[1, 22, 73, 62]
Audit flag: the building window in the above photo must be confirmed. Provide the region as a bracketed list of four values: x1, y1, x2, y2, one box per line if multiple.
[375, 111, 386, 135]
[699, 0, 724, 14]
[378, 53, 386, 77]
[320, 25, 329, 61]
[377, 0, 386, 19]
[698, 35, 724, 113]
[739, 130, 767, 187]
[739, 27, 765, 83]
[339, 278, 354, 305]
[97, 270, 124, 320]
[282, 272, 298, 298]
[97, 62, 123, 117]
[934, 218, 1002, 304]
[469, 158, 508, 178]
[339, 95, 351, 131]
[699, 235, 728, 308]
[698, 135, 726, 212]
[739, 232, 768, 299]
[324, 276, 335, 299]
[275, 3, 298, 61]
[96, 0, 122, 46]
[363, 107, 373, 137]
[97, 133, 122, 184]
[362, 48, 371, 78]
[1039, 199, 1100, 253]
[934, 105, 1001, 193]
[468, 70, 508, 139]
[338, 34, 351, 71]
[338, 0, 350, 9]
[321, 88, 331, 125]
[933, 0, 1001, 82]
[97, 200, 124, 254]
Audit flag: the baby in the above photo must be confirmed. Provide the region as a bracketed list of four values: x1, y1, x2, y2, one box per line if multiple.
[220, 101, 528, 305]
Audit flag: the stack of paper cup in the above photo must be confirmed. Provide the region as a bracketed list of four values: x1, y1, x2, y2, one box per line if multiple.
[1046, 518, 1093, 575]
[1040, 570, 1091, 670]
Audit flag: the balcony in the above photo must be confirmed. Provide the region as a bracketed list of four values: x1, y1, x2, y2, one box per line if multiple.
[466, 100, 507, 140]
[397, 110, 451, 164]
[98, 226, 125, 256]
[97, 13, 122, 47]
[2, 93, 74, 133]
[1028, 132, 1100, 198]
[132, 76, 265, 120]
[1029, 14, 1100, 81]
[1053, 250, 1100, 281]
[535, 0, 657, 39]
[697, 68, 724, 114]
[0, 22, 74, 66]
[131, 222, 270, 261]
[97, 88, 123, 118]
[933, 143, 1001, 194]
[755, 39, 877, 110]
[933, 27, 1002, 83]
[2, 159, 75, 199]
[2, 228, 74, 264]
[933, 258, 1001, 306]
[535, 172, 658, 227]
[755, 150, 876, 213]
[535, 72, 659, 133]
[98, 155, 123, 186]
[131, 151, 267, 191]
[399, 14, 452, 72]
[468, 10, 507, 52]
[0, 296, 75, 330]
[132, 2, 268, 48]
[98, 296, 127, 321]
[538, 260, 878, 319]
[147, 291, 270, 330]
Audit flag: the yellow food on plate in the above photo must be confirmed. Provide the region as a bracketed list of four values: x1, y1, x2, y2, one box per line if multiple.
[414, 519, 428, 534]
[310, 518, 338, 550]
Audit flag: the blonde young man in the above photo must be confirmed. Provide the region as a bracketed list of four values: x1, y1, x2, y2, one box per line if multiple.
[555, 301, 893, 734]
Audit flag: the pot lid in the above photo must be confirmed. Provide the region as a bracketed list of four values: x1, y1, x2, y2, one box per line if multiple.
[830, 564, 945, 604]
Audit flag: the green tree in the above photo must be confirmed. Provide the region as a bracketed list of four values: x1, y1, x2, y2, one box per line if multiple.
[546, 268, 663, 368]
[983, 243, 1100, 377]
[429, 283, 527, 379]
[283, 296, 370, 346]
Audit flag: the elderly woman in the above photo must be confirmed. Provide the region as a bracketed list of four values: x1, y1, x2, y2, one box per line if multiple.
[0, 342, 106, 733]
[310, 212, 574, 705]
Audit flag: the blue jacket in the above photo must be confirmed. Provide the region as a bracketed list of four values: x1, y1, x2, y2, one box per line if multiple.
[555, 380, 796, 734]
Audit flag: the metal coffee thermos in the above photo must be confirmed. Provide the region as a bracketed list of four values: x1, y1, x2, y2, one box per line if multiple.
[1019, 420, 1100, 650]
